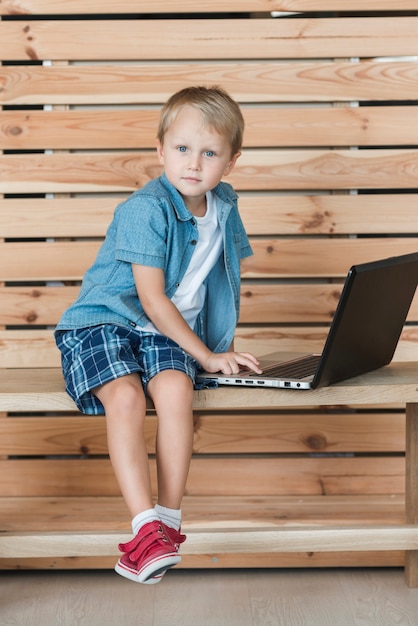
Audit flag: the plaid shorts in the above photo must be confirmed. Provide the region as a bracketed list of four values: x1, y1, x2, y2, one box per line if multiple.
[55, 324, 203, 415]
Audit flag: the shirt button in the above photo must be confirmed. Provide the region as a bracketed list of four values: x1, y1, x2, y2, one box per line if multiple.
[190, 240, 197, 245]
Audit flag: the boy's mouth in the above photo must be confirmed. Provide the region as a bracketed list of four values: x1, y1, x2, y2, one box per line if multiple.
[182, 176, 201, 183]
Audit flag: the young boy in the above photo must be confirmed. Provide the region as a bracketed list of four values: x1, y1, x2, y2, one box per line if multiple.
[54, 86, 262, 584]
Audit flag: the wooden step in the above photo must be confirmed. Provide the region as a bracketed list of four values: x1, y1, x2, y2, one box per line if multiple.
[0, 495, 407, 570]
[2, 525, 418, 559]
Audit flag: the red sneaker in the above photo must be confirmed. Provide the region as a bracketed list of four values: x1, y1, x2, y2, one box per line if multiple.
[142, 524, 187, 585]
[115, 521, 181, 583]
[163, 523, 187, 550]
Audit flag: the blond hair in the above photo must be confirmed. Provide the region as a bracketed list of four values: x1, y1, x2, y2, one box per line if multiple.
[157, 86, 244, 156]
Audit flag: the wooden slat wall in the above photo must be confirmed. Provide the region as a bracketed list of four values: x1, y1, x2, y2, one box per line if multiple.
[1, 1, 417, 570]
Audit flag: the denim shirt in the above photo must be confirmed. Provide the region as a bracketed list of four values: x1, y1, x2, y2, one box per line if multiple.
[56, 174, 253, 353]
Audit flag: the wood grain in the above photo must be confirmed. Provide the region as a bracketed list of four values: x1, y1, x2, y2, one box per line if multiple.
[3, 106, 418, 150]
[244, 105, 418, 148]
[2, 61, 418, 105]
[0, 456, 406, 497]
[0, 411, 406, 456]
[3, 149, 418, 193]
[4, 283, 417, 327]
[0, 551, 404, 570]
[1, 525, 418, 558]
[2, 194, 418, 237]
[1, 362, 418, 411]
[1, 326, 417, 368]
[1, 18, 418, 61]
[3, 237, 418, 281]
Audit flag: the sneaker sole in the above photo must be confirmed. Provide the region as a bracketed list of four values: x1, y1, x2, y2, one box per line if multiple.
[141, 572, 165, 584]
[115, 553, 181, 584]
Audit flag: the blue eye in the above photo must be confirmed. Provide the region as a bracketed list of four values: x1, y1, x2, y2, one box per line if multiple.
[178, 146, 187, 153]
[204, 150, 215, 157]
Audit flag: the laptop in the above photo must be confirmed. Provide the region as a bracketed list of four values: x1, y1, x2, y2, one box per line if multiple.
[197, 252, 418, 390]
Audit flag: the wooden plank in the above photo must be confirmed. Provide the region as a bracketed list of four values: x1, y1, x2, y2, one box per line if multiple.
[1, 0, 416, 15]
[186, 456, 406, 497]
[0, 286, 80, 326]
[1, 325, 417, 369]
[2, 194, 418, 238]
[0, 456, 406, 497]
[239, 194, 418, 236]
[0, 198, 119, 238]
[0, 241, 100, 281]
[1, 525, 417, 558]
[0, 330, 61, 369]
[0, 412, 406, 456]
[239, 285, 418, 324]
[2, 284, 417, 327]
[0, 551, 404, 570]
[0, 495, 406, 531]
[181, 494, 408, 528]
[1, 362, 418, 411]
[1, 283, 417, 327]
[243, 106, 418, 148]
[255, 408, 402, 458]
[2, 18, 418, 61]
[0, 110, 162, 151]
[4, 106, 418, 150]
[2, 61, 418, 106]
[235, 326, 418, 362]
[3, 238, 418, 282]
[242, 238, 418, 278]
[3, 149, 418, 194]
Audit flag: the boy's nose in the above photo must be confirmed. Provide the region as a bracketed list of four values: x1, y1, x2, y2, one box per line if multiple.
[188, 154, 201, 171]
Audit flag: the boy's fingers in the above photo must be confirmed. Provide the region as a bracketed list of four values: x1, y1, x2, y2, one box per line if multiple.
[236, 353, 262, 373]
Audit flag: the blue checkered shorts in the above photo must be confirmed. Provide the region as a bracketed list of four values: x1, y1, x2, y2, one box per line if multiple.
[55, 324, 204, 415]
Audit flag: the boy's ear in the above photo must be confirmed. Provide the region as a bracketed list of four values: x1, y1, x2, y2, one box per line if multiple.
[156, 139, 165, 164]
[223, 151, 241, 177]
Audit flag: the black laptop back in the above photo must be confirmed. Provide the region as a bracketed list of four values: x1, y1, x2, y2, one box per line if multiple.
[312, 252, 418, 388]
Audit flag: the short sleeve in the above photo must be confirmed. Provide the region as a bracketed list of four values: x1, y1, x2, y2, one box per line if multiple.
[114, 196, 168, 268]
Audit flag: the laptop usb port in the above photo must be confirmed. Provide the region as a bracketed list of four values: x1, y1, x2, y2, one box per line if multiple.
[245, 380, 254, 384]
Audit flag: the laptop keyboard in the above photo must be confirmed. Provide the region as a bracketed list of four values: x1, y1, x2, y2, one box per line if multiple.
[249, 354, 321, 380]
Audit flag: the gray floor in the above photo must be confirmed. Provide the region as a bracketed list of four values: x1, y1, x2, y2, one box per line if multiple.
[1, 568, 418, 626]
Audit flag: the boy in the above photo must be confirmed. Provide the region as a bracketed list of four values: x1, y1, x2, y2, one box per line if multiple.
[55, 86, 261, 584]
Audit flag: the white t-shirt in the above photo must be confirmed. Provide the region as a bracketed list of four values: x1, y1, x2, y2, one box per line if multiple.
[142, 190, 223, 334]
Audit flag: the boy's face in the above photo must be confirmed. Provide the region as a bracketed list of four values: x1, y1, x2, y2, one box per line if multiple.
[156, 105, 240, 214]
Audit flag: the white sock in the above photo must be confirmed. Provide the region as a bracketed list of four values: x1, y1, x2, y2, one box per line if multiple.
[155, 504, 182, 531]
[131, 508, 160, 536]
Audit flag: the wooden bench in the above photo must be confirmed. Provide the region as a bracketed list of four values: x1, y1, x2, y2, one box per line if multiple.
[1, 365, 418, 587]
[1, 1, 418, 584]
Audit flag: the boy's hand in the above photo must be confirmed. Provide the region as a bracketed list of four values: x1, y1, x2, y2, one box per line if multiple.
[204, 352, 262, 375]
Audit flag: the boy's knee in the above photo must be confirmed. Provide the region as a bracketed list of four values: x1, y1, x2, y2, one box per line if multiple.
[149, 369, 193, 399]
[96, 375, 146, 415]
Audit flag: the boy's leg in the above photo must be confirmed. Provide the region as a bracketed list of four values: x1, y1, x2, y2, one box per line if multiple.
[117, 368, 192, 585]
[147, 369, 194, 510]
[93, 373, 181, 583]
[93, 373, 153, 515]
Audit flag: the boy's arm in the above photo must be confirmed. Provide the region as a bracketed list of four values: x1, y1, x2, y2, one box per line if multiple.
[132, 264, 261, 375]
